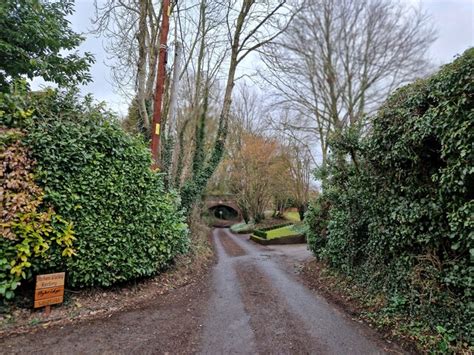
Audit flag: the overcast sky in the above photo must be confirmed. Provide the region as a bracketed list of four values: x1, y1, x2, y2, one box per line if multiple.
[33, 0, 474, 115]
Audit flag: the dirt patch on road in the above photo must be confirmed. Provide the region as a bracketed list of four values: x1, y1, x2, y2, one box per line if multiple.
[1, 275, 212, 354]
[236, 262, 327, 354]
[216, 229, 247, 257]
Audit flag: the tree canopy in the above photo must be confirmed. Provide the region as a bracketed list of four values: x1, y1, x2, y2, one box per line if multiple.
[0, 0, 94, 90]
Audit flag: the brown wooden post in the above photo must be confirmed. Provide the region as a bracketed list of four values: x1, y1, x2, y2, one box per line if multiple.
[150, 0, 171, 169]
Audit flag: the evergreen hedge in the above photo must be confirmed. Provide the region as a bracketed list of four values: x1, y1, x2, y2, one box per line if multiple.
[0, 127, 75, 300]
[1, 87, 189, 289]
[306, 49, 473, 348]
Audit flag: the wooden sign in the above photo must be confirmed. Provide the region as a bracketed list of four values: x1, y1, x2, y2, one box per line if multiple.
[34, 272, 65, 309]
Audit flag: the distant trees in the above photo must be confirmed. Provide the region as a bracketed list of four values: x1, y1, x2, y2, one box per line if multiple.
[93, 0, 162, 133]
[227, 132, 286, 223]
[207, 82, 314, 223]
[284, 141, 312, 220]
[262, 0, 437, 168]
[0, 0, 94, 90]
[95, 0, 293, 211]
[223, 132, 313, 223]
[177, 0, 293, 211]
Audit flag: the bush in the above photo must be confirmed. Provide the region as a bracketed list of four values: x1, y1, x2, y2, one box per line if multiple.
[253, 230, 267, 239]
[2, 87, 189, 288]
[0, 128, 75, 300]
[305, 194, 331, 255]
[290, 223, 309, 236]
[306, 49, 473, 347]
[230, 222, 255, 234]
[258, 222, 294, 232]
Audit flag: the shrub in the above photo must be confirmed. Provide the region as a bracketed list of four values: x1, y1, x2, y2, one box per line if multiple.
[230, 222, 255, 234]
[253, 230, 267, 239]
[2, 87, 189, 288]
[0, 128, 75, 300]
[265, 225, 299, 239]
[290, 223, 308, 236]
[305, 194, 331, 255]
[258, 222, 294, 232]
[306, 48, 474, 347]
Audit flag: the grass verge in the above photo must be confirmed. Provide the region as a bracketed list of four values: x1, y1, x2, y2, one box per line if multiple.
[283, 211, 301, 222]
[265, 225, 299, 239]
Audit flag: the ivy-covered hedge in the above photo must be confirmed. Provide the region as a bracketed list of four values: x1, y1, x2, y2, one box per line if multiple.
[306, 49, 473, 348]
[1, 87, 189, 289]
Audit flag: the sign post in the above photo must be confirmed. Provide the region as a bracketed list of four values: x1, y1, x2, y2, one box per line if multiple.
[34, 272, 65, 315]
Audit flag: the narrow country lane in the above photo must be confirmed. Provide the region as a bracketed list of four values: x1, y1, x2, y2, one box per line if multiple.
[200, 228, 393, 354]
[1, 229, 398, 354]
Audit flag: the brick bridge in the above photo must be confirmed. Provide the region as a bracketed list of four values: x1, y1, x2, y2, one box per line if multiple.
[204, 194, 242, 221]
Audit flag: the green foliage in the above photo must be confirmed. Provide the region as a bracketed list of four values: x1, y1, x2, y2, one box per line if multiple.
[0, 128, 75, 300]
[121, 97, 142, 135]
[258, 222, 294, 232]
[180, 107, 228, 213]
[290, 223, 308, 236]
[0, 0, 94, 90]
[253, 230, 267, 239]
[0, 80, 34, 128]
[306, 49, 474, 349]
[2, 87, 189, 288]
[305, 194, 331, 255]
[230, 222, 255, 234]
[265, 225, 299, 240]
[122, 96, 151, 139]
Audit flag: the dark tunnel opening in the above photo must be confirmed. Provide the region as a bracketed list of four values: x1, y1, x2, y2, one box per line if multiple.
[209, 205, 240, 221]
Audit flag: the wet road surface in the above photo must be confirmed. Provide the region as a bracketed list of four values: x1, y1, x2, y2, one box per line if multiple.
[1, 228, 398, 354]
[200, 228, 392, 354]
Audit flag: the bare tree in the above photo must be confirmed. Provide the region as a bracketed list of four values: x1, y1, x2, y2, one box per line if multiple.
[180, 0, 294, 210]
[170, 0, 231, 187]
[94, 1, 296, 212]
[227, 133, 285, 223]
[93, 0, 161, 131]
[94, 0, 231, 174]
[285, 140, 312, 220]
[261, 0, 437, 167]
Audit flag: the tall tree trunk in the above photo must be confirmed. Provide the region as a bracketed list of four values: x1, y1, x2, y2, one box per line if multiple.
[137, 0, 150, 133]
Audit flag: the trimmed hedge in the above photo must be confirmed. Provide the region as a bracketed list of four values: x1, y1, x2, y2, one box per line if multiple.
[2, 87, 189, 289]
[253, 230, 267, 239]
[258, 222, 294, 232]
[0, 128, 75, 300]
[230, 222, 255, 234]
[252, 222, 297, 240]
[250, 234, 305, 245]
